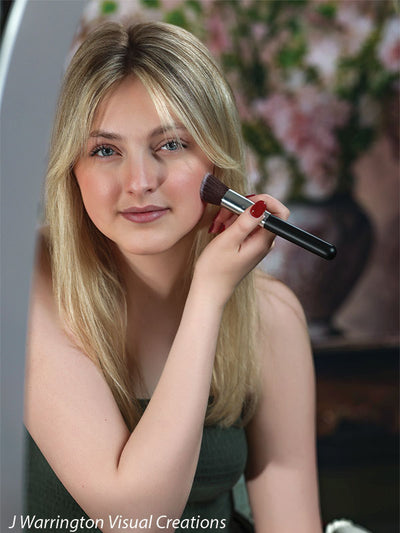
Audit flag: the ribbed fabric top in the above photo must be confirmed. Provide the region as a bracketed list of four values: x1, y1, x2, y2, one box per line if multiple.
[24, 400, 249, 532]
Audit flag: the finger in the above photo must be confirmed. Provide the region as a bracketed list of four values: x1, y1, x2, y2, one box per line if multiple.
[226, 200, 268, 246]
[237, 207, 278, 263]
[208, 206, 238, 234]
[214, 200, 279, 267]
[218, 212, 237, 233]
[249, 194, 290, 221]
[209, 194, 290, 234]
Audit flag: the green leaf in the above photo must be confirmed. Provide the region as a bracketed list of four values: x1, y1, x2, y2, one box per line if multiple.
[277, 44, 306, 68]
[101, 0, 118, 15]
[286, 0, 308, 7]
[186, 0, 202, 15]
[351, 127, 375, 153]
[315, 2, 337, 19]
[222, 53, 240, 70]
[242, 121, 281, 156]
[304, 65, 319, 84]
[140, 0, 160, 8]
[287, 17, 301, 35]
[370, 71, 399, 97]
[165, 9, 187, 28]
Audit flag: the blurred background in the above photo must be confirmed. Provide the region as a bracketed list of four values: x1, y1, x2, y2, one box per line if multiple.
[71, 2, 400, 529]
[1, 1, 399, 532]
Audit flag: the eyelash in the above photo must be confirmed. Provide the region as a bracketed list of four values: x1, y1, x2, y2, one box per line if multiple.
[89, 138, 188, 158]
[159, 139, 188, 152]
[90, 144, 117, 157]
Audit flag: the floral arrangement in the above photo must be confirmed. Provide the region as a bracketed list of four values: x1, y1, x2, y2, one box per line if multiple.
[77, 0, 399, 201]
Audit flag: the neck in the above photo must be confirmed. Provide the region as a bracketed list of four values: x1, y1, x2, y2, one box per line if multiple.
[117, 234, 194, 305]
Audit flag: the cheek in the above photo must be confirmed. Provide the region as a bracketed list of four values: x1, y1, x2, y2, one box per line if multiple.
[173, 159, 211, 219]
[76, 166, 112, 200]
[175, 159, 211, 201]
[75, 170, 119, 222]
[176, 177, 207, 224]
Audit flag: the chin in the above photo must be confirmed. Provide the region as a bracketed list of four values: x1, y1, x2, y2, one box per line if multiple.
[111, 218, 204, 258]
[118, 235, 187, 257]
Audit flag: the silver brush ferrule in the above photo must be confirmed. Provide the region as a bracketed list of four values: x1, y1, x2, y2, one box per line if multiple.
[261, 212, 271, 228]
[221, 189, 253, 214]
[221, 189, 271, 227]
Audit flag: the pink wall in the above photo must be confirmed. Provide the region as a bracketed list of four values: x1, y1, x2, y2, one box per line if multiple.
[336, 135, 399, 339]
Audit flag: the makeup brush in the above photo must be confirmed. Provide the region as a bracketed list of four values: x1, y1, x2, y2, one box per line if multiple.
[200, 173, 336, 260]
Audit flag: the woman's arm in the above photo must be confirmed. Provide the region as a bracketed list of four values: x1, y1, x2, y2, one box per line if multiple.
[25, 199, 283, 532]
[245, 273, 323, 533]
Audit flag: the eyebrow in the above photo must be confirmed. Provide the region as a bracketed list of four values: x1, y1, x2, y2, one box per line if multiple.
[89, 130, 122, 140]
[89, 124, 188, 140]
[149, 124, 187, 137]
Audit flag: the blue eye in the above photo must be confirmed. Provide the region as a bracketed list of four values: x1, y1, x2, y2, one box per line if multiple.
[160, 139, 186, 152]
[90, 145, 116, 157]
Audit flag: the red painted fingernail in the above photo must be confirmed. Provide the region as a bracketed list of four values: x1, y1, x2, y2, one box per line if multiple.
[246, 194, 256, 199]
[250, 201, 266, 218]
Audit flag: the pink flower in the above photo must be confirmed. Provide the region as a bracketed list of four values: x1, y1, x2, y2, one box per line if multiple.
[200, 0, 218, 8]
[251, 22, 268, 43]
[337, 5, 373, 56]
[255, 88, 351, 199]
[160, 0, 183, 9]
[205, 13, 233, 56]
[245, 148, 262, 187]
[378, 17, 400, 73]
[305, 36, 341, 82]
[264, 156, 292, 201]
[233, 88, 253, 122]
[260, 27, 290, 65]
[238, 37, 253, 65]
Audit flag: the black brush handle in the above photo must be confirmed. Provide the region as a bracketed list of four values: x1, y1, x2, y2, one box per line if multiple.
[219, 189, 337, 260]
[263, 214, 336, 260]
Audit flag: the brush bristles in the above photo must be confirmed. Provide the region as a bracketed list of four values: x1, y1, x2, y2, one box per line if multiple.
[200, 173, 229, 206]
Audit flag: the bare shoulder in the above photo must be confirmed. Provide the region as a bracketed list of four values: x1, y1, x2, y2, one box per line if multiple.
[252, 268, 313, 384]
[28, 227, 80, 349]
[30, 226, 53, 301]
[26, 226, 68, 352]
[26, 227, 77, 397]
[254, 268, 307, 336]
[245, 278, 321, 531]
[25, 227, 112, 392]
[25, 227, 123, 433]
[25, 229, 129, 507]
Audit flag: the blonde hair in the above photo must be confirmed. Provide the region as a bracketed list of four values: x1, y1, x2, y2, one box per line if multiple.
[45, 22, 260, 430]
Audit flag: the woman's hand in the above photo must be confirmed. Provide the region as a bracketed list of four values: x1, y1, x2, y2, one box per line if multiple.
[194, 194, 290, 307]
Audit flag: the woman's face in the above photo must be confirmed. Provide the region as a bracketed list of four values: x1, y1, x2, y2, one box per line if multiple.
[74, 76, 213, 260]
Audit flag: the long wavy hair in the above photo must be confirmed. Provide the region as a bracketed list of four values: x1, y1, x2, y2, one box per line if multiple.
[45, 21, 260, 430]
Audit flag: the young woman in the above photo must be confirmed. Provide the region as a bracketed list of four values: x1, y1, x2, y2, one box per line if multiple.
[24, 22, 322, 533]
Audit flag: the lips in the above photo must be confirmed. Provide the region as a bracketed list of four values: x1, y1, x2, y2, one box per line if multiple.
[120, 205, 169, 223]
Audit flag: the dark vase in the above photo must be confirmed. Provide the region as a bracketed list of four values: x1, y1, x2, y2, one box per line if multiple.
[262, 193, 373, 340]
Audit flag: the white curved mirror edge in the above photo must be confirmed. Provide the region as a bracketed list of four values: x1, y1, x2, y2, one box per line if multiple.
[0, 1, 84, 530]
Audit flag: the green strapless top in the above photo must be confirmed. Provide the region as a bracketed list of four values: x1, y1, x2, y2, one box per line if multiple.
[24, 401, 251, 532]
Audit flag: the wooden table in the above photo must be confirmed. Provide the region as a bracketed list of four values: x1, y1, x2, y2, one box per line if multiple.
[313, 336, 399, 531]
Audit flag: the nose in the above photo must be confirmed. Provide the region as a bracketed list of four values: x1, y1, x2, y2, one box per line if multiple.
[123, 151, 165, 196]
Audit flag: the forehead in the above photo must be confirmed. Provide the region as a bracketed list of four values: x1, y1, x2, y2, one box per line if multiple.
[91, 76, 183, 137]
[92, 77, 153, 126]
